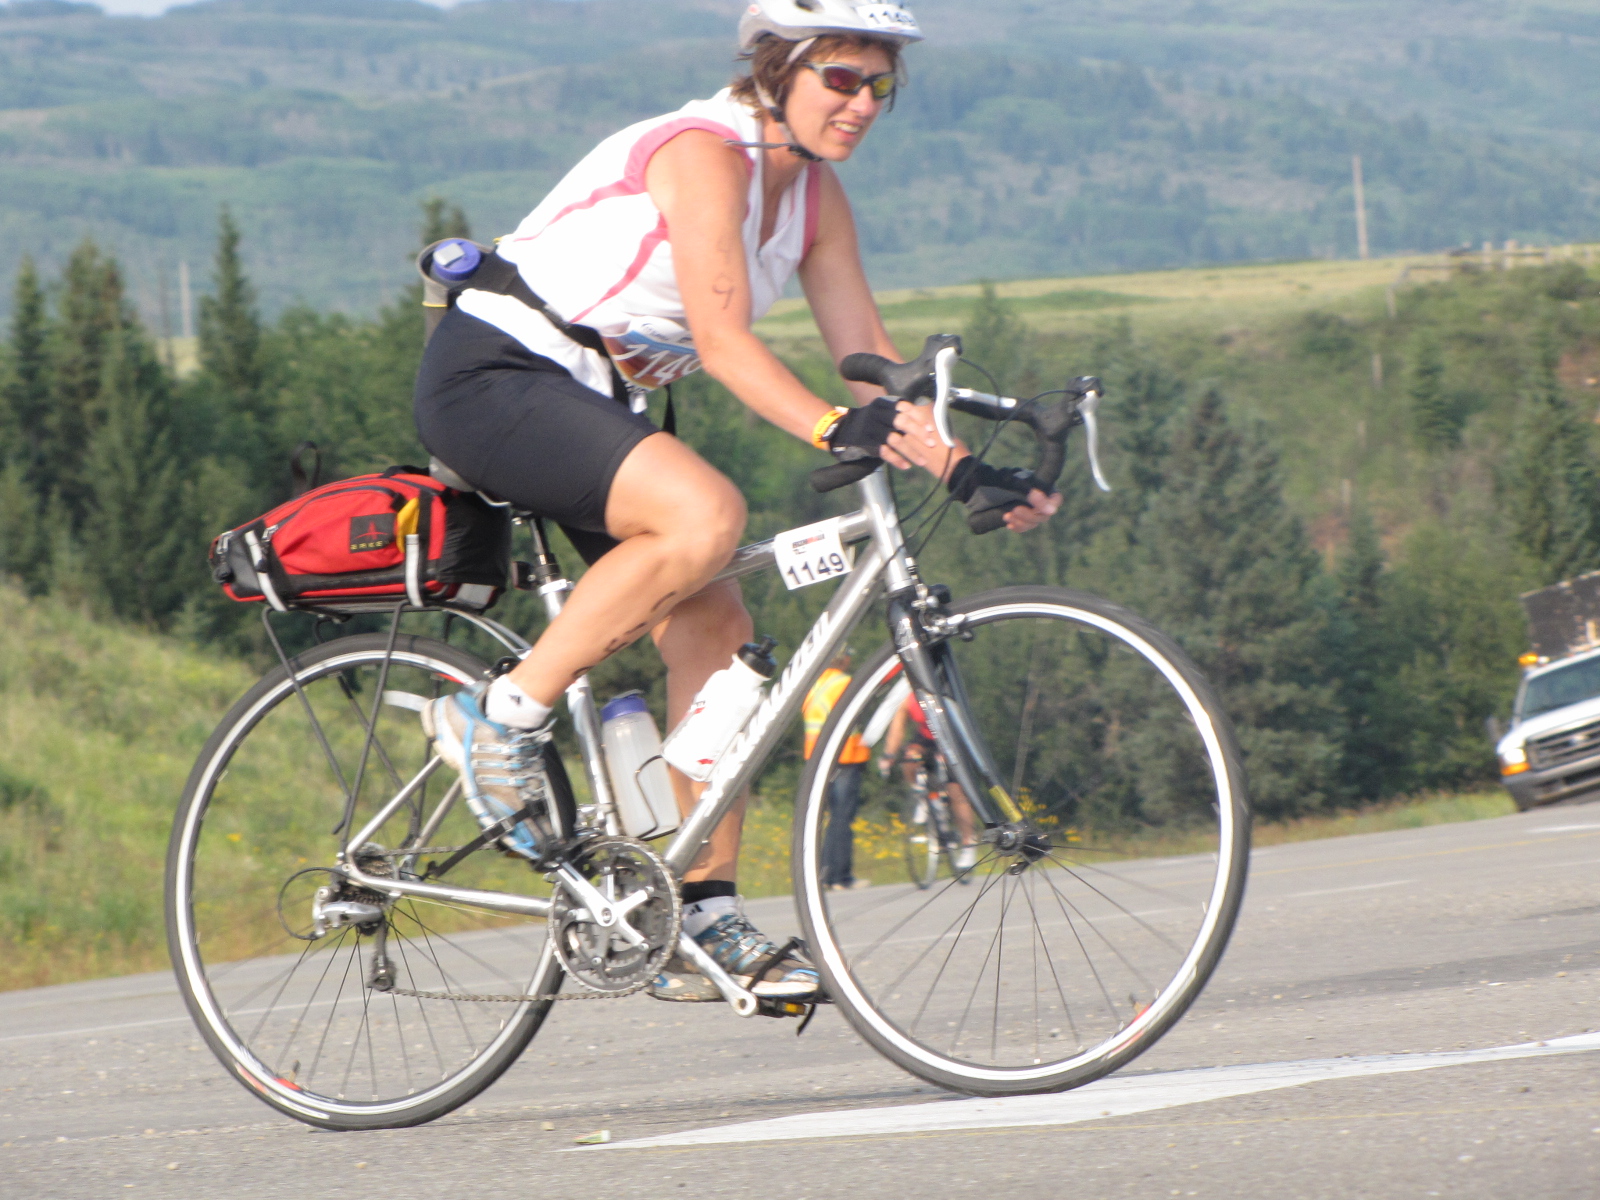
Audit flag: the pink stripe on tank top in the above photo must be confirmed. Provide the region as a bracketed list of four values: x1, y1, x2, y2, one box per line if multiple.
[570, 215, 671, 325]
[803, 164, 822, 258]
[513, 118, 745, 242]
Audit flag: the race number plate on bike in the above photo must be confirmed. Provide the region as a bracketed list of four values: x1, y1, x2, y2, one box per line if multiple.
[773, 518, 853, 590]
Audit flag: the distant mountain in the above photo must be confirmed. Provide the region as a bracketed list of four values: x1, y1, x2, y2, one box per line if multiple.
[1, 0, 1596, 318]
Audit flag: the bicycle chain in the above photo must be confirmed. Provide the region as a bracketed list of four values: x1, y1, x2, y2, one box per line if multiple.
[386, 977, 652, 1003]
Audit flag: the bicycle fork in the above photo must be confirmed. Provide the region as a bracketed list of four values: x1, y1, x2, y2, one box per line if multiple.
[886, 592, 1046, 862]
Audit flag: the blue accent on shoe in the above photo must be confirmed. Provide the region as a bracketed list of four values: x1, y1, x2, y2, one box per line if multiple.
[692, 913, 820, 998]
[442, 686, 545, 858]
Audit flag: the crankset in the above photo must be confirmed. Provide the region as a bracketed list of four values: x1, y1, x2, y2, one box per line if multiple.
[550, 836, 681, 995]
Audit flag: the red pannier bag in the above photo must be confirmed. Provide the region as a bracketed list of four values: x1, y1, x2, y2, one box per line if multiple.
[209, 467, 511, 611]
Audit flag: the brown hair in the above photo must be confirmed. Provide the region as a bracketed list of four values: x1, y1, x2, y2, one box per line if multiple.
[729, 34, 905, 121]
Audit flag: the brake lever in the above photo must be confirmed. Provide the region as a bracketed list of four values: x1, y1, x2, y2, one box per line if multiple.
[1078, 388, 1110, 492]
[931, 345, 959, 448]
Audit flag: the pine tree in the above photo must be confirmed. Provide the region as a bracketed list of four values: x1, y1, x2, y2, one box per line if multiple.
[84, 327, 193, 624]
[1501, 331, 1600, 586]
[2, 257, 51, 498]
[419, 196, 471, 246]
[46, 240, 127, 526]
[1127, 390, 1343, 821]
[1407, 332, 1458, 451]
[1332, 505, 1398, 800]
[197, 207, 270, 484]
[961, 283, 1032, 394]
[0, 460, 44, 587]
[0, 259, 51, 586]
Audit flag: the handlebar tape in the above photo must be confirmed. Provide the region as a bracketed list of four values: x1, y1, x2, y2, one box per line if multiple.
[839, 333, 961, 401]
[809, 459, 881, 493]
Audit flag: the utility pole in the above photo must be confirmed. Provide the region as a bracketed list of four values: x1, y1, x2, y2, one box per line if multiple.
[179, 259, 194, 340]
[1352, 154, 1369, 260]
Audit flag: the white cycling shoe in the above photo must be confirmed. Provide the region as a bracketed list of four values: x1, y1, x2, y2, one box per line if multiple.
[421, 683, 553, 860]
[649, 909, 820, 1003]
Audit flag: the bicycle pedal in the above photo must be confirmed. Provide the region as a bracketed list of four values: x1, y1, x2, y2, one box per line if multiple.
[756, 996, 828, 1033]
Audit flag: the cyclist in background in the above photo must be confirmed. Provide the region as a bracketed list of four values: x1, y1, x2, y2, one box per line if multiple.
[803, 649, 873, 891]
[415, 0, 1058, 1005]
[880, 690, 977, 872]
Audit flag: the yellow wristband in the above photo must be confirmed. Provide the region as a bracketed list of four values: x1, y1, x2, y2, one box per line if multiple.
[812, 406, 849, 450]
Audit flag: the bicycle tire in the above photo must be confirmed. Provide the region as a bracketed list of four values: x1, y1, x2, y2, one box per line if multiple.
[166, 633, 566, 1130]
[901, 781, 941, 890]
[793, 585, 1250, 1096]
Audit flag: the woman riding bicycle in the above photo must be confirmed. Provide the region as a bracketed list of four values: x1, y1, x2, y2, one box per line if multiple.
[413, 0, 1059, 1005]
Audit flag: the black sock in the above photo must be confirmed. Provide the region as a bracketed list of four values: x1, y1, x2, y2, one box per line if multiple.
[681, 880, 737, 905]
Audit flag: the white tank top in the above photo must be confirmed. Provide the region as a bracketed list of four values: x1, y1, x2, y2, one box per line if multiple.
[457, 88, 821, 401]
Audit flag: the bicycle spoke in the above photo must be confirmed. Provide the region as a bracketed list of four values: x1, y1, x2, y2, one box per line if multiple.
[1043, 853, 1187, 957]
[907, 867, 1008, 1036]
[1021, 872, 1080, 1048]
[1038, 866, 1143, 1017]
[949, 876, 1008, 1056]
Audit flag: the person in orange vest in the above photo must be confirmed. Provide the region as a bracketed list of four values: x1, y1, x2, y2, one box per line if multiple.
[803, 649, 872, 890]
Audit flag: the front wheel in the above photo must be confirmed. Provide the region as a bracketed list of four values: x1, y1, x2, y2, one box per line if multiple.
[794, 586, 1250, 1096]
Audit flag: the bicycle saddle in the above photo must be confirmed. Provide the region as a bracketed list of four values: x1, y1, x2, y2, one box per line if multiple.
[428, 456, 476, 493]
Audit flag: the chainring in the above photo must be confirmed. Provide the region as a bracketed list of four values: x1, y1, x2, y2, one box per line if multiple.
[551, 836, 681, 995]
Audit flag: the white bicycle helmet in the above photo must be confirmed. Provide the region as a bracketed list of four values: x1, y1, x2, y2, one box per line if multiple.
[738, 0, 923, 52]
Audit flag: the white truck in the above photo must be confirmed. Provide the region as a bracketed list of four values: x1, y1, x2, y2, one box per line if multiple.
[1496, 571, 1600, 810]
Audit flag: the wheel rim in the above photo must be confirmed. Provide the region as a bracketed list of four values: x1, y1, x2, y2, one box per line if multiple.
[800, 598, 1247, 1085]
[170, 645, 556, 1120]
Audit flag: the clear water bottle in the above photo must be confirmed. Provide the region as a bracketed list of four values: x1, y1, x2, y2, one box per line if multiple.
[600, 692, 679, 840]
[661, 637, 778, 782]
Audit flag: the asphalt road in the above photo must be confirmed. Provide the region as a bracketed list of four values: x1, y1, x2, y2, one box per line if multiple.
[4, 799, 1599, 1199]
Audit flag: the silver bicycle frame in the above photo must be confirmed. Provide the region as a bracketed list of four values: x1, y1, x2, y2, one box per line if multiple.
[341, 469, 914, 918]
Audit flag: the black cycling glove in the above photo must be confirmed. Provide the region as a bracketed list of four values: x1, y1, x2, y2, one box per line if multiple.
[824, 397, 901, 463]
[946, 458, 1048, 529]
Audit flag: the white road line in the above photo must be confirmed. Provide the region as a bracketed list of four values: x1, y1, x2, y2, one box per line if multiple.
[0, 1015, 191, 1045]
[1533, 823, 1600, 833]
[586, 1031, 1600, 1151]
[1287, 879, 1412, 899]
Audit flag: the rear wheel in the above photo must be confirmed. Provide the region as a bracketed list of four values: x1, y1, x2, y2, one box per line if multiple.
[794, 586, 1250, 1096]
[166, 633, 569, 1130]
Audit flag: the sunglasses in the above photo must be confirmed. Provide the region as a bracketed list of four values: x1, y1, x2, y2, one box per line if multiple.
[800, 61, 897, 102]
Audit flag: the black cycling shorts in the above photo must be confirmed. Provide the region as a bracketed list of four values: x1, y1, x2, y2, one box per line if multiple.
[413, 308, 660, 564]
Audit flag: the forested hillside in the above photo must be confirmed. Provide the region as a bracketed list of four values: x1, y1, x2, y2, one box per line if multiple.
[1, 0, 1597, 316]
[3, 209, 1599, 814]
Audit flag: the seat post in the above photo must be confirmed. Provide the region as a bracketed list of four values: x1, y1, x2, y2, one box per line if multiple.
[525, 517, 572, 622]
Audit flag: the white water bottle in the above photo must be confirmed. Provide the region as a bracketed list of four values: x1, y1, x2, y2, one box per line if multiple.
[661, 637, 778, 782]
[600, 692, 679, 840]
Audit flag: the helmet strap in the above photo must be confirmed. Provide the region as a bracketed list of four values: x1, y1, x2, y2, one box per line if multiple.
[784, 36, 817, 64]
[753, 81, 825, 163]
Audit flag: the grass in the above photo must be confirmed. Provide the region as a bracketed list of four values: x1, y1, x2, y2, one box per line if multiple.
[0, 582, 252, 991]
[761, 287, 1164, 326]
[731, 787, 1518, 899]
[757, 246, 1600, 347]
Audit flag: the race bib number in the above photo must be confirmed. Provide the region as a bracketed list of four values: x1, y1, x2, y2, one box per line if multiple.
[854, 3, 918, 35]
[773, 518, 853, 591]
[602, 317, 702, 390]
